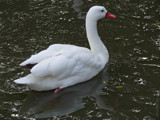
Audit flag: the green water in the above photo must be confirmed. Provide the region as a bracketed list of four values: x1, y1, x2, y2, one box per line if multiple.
[0, 0, 160, 119]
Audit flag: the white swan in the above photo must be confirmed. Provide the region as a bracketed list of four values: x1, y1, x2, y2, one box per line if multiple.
[14, 6, 116, 93]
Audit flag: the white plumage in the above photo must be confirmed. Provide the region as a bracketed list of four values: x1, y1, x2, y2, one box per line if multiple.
[14, 6, 116, 92]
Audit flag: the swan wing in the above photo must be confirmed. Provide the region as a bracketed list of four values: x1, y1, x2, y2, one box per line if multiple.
[30, 53, 69, 78]
[20, 44, 74, 67]
[30, 47, 103, 80]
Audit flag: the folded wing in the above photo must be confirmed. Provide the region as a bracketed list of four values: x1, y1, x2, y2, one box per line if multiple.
[30, 46, 103, 81]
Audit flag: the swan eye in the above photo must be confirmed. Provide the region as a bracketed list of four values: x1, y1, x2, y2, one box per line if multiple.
[101, 9, 104, 12]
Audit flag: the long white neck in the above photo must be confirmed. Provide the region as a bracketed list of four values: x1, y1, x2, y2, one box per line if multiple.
[86, 17, 109, 63]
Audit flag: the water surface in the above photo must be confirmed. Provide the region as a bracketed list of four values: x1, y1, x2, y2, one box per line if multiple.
[0, 0, 160, 119]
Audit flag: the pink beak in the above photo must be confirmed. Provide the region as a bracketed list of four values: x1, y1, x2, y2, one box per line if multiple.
[105, 12, 116, 19]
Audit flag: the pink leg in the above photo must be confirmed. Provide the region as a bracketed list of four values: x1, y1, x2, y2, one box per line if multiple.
[54, 88, 61, 95]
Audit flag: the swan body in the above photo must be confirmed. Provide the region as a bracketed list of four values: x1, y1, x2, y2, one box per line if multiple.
[14, 6, 116, 91]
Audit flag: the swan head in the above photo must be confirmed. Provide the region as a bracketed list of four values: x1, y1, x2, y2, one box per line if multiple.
[86, 6, 116, 21]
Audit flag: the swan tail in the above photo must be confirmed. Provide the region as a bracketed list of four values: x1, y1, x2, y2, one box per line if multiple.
[14, 74, 35, 85]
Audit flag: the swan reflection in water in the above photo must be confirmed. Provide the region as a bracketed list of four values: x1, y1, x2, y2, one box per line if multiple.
[20, 66, 113, 118]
